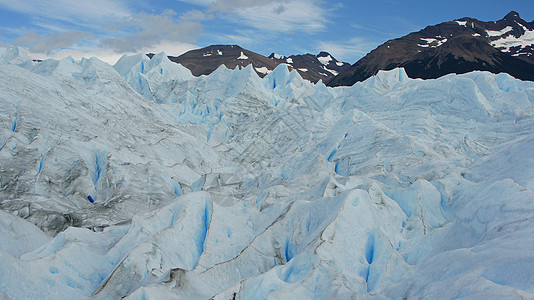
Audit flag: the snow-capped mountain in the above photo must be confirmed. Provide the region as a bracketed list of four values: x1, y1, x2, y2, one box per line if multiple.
[162, 45, 349, 83]
[329, 11, 534, 86]
[1, 46, 534, 299]
[165, 45, 280, 78]
[268, 51, 351, 83]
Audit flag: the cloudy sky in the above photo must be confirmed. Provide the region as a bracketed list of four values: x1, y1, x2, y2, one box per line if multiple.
[1, 0, 533, 63]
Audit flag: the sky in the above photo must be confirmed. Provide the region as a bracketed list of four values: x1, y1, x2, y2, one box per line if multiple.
[1, 0, 533, 64]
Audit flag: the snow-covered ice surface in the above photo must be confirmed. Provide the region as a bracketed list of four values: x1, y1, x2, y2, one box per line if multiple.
[1, 46, 534, 299]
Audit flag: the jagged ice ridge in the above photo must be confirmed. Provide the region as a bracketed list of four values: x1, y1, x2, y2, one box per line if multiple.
[0, 47, 533, 299]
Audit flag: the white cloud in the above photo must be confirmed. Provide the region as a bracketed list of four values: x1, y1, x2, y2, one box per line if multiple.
[12, 31, 41, 46]
[180, 9, 211, 22]
[1, 0, 330, 62]
[143, 40, 198, 57]
[215, 33, 257, 46]
[208, 0, 280, 12]
[214, 0, 327, 33]
[15, 30, 93, 54]
[100, 10, 202, 53]
[180, 0, 327, 34]
[27, 40, 198, 64]
[317, 38, 378, 63]
[5, 3, 203, 61]
[0, 0, 132, 28]
[178, 0, 216, 6]
[179, 0, 281, 10]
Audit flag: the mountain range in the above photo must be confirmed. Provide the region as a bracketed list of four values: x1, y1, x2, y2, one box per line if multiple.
[156, 45, 351, 84]
[154, 11, 534, 86]
[329, 11, 534, 86]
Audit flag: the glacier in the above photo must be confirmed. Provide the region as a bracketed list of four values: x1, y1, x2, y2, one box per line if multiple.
[0, 46, 533, 299]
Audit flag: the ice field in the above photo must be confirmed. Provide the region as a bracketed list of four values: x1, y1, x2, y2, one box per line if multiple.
[0, 47, 533, 299]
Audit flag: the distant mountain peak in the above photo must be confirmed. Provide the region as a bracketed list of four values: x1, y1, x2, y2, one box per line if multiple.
[504, 11, 521, 21]
[328, 11, 534, 87]
[316, 51, 331, 57]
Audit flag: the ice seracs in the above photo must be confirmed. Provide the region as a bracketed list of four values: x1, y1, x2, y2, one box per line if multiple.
[0, 46, 534, 300]
[0, 46, 31, 65]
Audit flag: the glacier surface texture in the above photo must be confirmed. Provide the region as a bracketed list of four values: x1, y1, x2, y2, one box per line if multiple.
[0, 47, 534, 299]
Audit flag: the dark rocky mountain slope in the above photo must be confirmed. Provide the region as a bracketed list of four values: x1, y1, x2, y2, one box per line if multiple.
[328, 11, 534, 86]
[150, 45, 350, 83]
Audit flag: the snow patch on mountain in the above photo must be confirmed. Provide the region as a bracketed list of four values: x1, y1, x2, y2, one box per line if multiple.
[487, 26, 514, 37]
[418, 37, 448, 48]
[237, 52, 248, 60]
[491, 27, 534, 52]
[254, 66, 271, 75]
[322, 65, 338, 75]
[317, 55, 333, 65]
